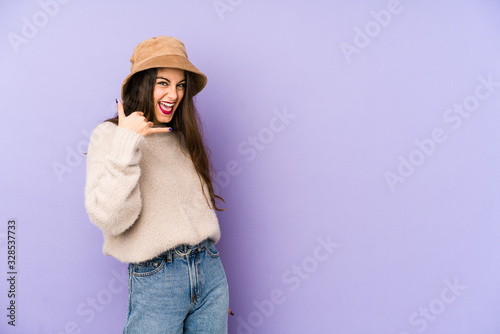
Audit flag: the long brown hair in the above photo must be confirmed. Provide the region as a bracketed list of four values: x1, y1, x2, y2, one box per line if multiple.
[105, 68, 225, 211]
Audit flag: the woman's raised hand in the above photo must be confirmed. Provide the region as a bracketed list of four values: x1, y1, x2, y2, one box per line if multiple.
[116, 99, 172, 136]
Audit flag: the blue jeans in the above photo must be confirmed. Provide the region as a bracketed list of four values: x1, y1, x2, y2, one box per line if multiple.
[123, 239, 229, 333]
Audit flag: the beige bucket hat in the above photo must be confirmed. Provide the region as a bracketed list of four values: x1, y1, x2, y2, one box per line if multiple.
[120, 36, 207, 99]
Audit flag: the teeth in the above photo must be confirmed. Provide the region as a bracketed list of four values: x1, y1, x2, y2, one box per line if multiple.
[160, 101, 174, 108]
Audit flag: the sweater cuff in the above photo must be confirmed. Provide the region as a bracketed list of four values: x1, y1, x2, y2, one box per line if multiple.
[109, 126, 145, 166]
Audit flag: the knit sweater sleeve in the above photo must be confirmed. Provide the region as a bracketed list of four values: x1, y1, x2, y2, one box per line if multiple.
[84, 122, 145, 236]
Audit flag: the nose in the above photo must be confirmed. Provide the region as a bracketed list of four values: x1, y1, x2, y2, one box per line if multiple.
[166, 85, 177, 101]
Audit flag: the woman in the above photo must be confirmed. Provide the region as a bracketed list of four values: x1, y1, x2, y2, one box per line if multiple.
[84, 36, 229, 333]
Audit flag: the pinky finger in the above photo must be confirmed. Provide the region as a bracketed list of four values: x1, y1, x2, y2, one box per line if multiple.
[150, 127, 173, 134]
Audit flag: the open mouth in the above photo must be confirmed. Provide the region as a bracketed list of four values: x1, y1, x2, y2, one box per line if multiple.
[159, 101, 175, 115]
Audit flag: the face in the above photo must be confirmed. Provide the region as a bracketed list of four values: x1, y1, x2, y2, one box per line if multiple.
[152, 68, 186, 124]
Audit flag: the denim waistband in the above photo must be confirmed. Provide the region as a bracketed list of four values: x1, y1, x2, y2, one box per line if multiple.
[159, 238, 213, 262]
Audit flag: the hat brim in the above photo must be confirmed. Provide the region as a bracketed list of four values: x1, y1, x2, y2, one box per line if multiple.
[120, 55, 207, 100]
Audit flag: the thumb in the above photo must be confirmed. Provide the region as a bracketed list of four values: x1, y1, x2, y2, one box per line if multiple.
[116, 98, 126, 119]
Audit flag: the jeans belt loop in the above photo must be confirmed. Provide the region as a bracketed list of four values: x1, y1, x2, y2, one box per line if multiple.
[201, 238, 210, 251]
[165, 249, 173, 263]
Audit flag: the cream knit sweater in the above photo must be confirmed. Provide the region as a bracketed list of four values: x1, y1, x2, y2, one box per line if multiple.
[84, 121, 221, 264]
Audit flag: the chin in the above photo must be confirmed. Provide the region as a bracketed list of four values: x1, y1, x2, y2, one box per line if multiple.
[155, 112, 174, 124]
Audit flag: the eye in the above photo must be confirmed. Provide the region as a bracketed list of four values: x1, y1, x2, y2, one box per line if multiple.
[177, 83, 186, 89]
[157, 81, 168, 86]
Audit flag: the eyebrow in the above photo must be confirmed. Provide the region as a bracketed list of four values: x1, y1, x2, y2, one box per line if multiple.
[156, 76, 186, 83]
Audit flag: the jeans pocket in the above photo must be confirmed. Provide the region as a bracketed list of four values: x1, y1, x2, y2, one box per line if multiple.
[206, 243, 220, 258]
[131, 257, 166, 277]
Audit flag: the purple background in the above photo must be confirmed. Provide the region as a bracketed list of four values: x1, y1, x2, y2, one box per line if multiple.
[1, 0, 500, 333]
